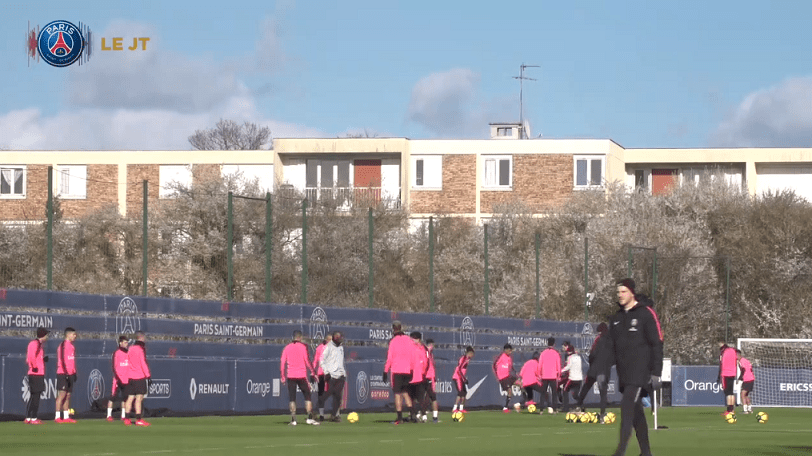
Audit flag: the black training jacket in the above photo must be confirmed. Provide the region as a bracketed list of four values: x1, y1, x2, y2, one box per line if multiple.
[586, 333, 613, 378]
[601, 301, 664, 388]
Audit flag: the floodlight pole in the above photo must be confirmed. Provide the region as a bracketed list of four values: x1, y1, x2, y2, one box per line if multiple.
[513, 63, 539, 138]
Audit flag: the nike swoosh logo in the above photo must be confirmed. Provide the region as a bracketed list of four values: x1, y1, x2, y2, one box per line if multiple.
[613, 321, 620, 325]
[465, 376, 487, 400]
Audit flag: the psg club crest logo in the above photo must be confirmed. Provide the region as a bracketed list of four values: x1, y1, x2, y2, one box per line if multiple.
[37, 20, 84, 67]
[87, 369, 105, 406]
[356, 371, 369, 405]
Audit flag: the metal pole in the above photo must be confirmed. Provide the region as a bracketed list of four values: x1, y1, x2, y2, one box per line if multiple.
[535, 232, 540, 319]
[301, 198, 308, 304]
[627, 244, 633, 278]
[142, 180, 148, 297]
[584, 236, 589, 321]
[726, 257, 730, 344]
[46, 167, 53, 290]
[652, 249, 658, 302]
[368, 207, 374, 309]
[429, 217, 434, 313]
[265, 192, 272, 303]
[484, 223, 489, 316]
[227, 191, 233, 301]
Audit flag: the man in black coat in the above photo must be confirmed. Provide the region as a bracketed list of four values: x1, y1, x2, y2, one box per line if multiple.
[601, 278, 664, 456]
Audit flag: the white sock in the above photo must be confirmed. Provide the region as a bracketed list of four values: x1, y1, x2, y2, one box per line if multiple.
[459, 404, 465, 411]
[121, 409, 127, 419]
[63, 410, 70, 419]
[452, 405, 458, 411]
[433, 410, 438, 418]
[107, 407, 112, 418]
[55, 411, 60, 420]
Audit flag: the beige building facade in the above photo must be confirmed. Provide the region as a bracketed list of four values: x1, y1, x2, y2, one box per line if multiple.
[3, 125, 812, 223]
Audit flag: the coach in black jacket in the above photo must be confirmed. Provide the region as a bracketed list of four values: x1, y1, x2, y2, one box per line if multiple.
[602, 278, 664, 456]
[576, 322, 612, 416]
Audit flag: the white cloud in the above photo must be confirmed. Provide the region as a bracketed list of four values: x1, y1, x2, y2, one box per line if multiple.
[407, 68, 513, 138]
[712, 77, 812, 147]
[0, 12, 326, 150]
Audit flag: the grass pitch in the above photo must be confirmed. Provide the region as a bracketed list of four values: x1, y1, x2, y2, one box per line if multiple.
[1, 408, 809, 456]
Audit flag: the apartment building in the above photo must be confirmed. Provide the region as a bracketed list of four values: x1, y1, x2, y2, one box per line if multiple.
[3, 122, 812, 223]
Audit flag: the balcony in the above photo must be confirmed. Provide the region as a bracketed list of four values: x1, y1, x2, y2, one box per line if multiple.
[305, 187, 401, 210]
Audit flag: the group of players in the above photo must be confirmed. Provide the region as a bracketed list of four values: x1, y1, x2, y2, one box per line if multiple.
[24, 327, 152, 426]
[719, 341, 756, 415]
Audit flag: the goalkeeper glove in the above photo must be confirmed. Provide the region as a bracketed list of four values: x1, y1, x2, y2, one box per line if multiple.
[650, 375, 661, 390]
[382, 372, 388, 383]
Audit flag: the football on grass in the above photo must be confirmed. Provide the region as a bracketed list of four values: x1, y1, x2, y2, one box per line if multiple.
[452, 411, 464, 422]
[757, 411, 768, 423]
[347, 412, 359, 423]
[527, 404, 537, 414]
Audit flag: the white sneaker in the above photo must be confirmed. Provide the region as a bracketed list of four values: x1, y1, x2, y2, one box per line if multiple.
[305, 418, 320, 425]
[289, 421, 297, 426]
[548, 407, 554, 414]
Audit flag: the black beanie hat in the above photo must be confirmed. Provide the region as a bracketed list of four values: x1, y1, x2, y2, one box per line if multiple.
[617, 278, 636, 294]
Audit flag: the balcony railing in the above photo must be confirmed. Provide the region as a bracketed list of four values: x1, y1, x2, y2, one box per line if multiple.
[305, 187, 401, 210]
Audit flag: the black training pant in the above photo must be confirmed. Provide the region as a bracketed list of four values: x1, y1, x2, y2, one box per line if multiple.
[540, 379, 558, 410]
[578, 375, 609, 415]
[320, 375, 345, 418]
[613, 385, 651, 456]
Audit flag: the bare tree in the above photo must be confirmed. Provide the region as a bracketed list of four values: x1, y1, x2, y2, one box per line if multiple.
[188, 119, 272, 150]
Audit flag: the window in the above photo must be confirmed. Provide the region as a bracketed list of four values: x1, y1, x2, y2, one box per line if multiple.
[412, 156, 442, 189]
[0, 166, 25, 197]
[497, 127, 512, 137]
[159, 165, 193, 198]
[574, 156, 604, 189]
[634, 169, 647, 191]
[57, 165, 87, 199]
[483, 155, 512, 188]
[222, 165, 274, 193]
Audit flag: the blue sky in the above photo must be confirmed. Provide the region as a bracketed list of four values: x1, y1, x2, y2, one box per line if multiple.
[2, 0, 812, 150]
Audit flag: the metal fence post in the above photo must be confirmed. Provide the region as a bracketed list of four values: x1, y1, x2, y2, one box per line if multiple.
[265, 192, 272, 303]
[535, 232, 540, 319]
[484, 223, 489, 316]
[227, 191, 233, 301]
[429, 217, 434, 313]
[584, 236, 589, 321]
[142, 180, 148, 297]
[726, 256, 731, 344]
[301, 198, 308, 304]
[368, 207, 374, 309]
[46, 166, 53, 290]
[627, 244, 633, 278]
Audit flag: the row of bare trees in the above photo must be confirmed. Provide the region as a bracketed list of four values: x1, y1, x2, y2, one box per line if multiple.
[2, 172, 811, 364]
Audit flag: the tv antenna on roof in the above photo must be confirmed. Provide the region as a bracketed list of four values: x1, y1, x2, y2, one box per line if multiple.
[513, 63, 539, 138]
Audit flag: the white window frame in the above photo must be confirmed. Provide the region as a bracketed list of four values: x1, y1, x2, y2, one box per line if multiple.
[0, 166, 26, 198]
[57, 165, 87, 199]
[482, 155, 512, 189]
[411, 155, 442, 190]
[574, 155, 605, 189]
[159, 165, 193, 199]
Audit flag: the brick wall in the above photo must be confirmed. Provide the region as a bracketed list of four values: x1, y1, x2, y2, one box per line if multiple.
[127, 165, 159, 218]
[0, 165, 49, 221]
[60, 165, 119, 219]
[193, 164, 221, 184]
[481, 154, 573, 213]
[409, 155, 476, 214]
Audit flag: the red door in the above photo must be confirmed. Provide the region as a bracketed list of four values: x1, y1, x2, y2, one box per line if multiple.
[354, 159, 381, 205]
[652, 169, 678, 195]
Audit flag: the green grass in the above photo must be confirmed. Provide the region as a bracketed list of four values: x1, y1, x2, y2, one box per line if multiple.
[1, 408, 809, 456]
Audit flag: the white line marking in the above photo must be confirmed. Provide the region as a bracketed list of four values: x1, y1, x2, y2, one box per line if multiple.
[335, 442, 359, 444]
[418, 438, 440, 441]
[379, 440, 403, 443]
[522, 433, 544, 436]
[141, 451, 174, 454]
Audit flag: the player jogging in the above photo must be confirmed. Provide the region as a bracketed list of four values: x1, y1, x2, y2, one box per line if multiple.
[422, 338, 440, 423]
[601, 278, 663, 456]
[452, 346, 474, 413]
[123, 331, 151, 426]
[718, 341, 738, 415]
[737, 349, 755, 414]
[55, 327, 78, 423]
[519, 351, 544, 407]
[280, 330, 319, 426]
[493, 343, 518, 413]
[313, 333, 330, 421]
[561, 344, 583, 413]
[408, 331, 428, 421]
[25, 327, 49, 424]
[577, 322, 612, 419]
[319, 331, 345, 423]
[107, 336, 130, 422]
[383, 320, 415, 424]
[537, 337, 561, 414]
